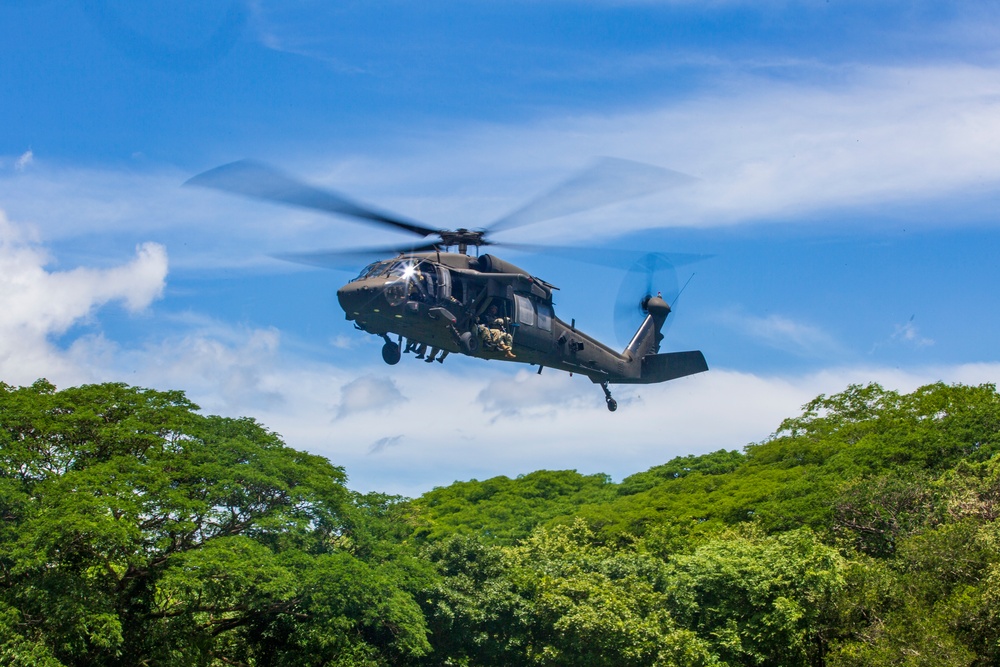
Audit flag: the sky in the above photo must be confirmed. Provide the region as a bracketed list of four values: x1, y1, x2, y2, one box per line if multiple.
[2, 1, 1000, 496]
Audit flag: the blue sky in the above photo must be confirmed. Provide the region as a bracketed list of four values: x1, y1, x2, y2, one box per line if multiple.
[3, 1, 1000, 496]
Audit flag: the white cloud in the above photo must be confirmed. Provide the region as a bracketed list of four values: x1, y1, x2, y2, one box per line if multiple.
[0, 211, 168, 387]
[14, 150, 33, 172]
[335, 375, 408, 419]
[892, 317, 934, 348]
[369, 434, 404, 455]
[715, 309, 843, 357]
[869, 315, 935, 354]
[205, 359, 1000, 496]
[328, 63, 1000, 240]
[476, 369, 595, 418]
[2, 61, 1000, 280]
[134, 325, 285, 412]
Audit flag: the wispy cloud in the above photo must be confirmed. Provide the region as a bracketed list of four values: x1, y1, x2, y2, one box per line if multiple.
[715, 309, 843, 357]
[871, 315, 934, 353]
[476, 370, 595, 419]
[335, 375, 408, 419]
[891, 318, 934, 348]
[14, 150, 33, 172]
[5, 61, 1000, 274]
[368, 435, 404, 455]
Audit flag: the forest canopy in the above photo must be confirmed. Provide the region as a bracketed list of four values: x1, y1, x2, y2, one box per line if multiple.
[3, 378, 1000, 666]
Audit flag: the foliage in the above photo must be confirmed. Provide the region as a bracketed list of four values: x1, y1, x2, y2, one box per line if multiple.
[0, 380, 432, 666]
[7, 379, 1000, 665]
[616, 449, 746, 496]
[411, 469, 617, 544]
[421, 522, 718, 667]
[664, 526, 846, 666]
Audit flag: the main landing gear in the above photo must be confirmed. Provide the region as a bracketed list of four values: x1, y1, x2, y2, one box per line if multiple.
[381, 334, 401, 365]
[600, 381, 617, 412]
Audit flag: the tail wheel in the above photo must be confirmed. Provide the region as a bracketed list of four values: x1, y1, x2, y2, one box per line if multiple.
[600, 381, 617, 412]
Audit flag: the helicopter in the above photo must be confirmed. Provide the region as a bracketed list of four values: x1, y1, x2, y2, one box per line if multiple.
[186, 158, 708, 411]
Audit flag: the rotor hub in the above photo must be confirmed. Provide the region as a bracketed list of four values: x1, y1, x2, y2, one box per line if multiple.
[643, 293, 671, 317]
[437, 228, 488, 254]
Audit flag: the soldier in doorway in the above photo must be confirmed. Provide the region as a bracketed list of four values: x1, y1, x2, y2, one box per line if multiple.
[478, 304, 515, 359]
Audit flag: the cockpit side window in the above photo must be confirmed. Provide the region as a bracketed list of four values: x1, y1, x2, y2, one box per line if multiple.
[387, 261, 411, 278]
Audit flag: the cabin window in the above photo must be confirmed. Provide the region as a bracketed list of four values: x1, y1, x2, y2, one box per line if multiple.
[514, 294, 535, 327]
[536, 302, 553, 332]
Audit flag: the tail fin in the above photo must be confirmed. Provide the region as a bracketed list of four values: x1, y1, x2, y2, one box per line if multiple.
[624, 294, 671, 360]
[620, 293, 708, 384]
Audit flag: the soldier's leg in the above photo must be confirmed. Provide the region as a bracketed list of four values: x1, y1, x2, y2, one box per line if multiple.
[478, 325, 493, 348]
[502, 333, 516, 358]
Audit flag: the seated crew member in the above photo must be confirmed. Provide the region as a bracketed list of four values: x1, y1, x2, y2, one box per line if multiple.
[478, 304, 515, 359]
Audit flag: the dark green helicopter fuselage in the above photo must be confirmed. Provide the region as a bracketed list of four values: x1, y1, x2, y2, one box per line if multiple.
[337, 252, 707, 401]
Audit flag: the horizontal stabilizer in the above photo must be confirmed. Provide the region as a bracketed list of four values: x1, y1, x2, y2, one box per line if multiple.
[644, 350, 707, 382]
[613, 350, 708, 384]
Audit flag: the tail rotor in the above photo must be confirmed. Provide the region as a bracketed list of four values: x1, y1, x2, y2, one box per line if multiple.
[613, 253, 682, 348]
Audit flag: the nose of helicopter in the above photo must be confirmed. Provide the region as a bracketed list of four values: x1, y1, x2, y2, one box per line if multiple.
[337, 281, 373, 319]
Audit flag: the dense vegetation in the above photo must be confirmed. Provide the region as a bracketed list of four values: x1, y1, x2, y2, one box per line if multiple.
[3, 379, 1000, 665]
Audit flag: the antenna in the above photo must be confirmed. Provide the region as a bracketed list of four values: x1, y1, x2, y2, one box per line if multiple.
[672, 273, 696, 309]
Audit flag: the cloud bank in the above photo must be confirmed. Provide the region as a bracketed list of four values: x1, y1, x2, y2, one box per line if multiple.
[0, 208, 994, 496]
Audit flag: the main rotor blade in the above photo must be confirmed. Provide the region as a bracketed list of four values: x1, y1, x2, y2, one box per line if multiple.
[487, 157, 697, 233]
[186, 160, 439, 238]
[497, 242, 711, 271]
[271, 242, 442, 270]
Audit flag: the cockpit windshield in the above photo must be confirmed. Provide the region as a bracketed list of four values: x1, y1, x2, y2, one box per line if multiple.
[354, 261, 385, 281]
[352, 260, 437, 300]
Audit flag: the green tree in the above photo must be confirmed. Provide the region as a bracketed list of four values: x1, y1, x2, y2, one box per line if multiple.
[0, 380, 432, 666]
[412, 470, 617, 544]
[664, 526, 846, 667]
[422, 522, 717, 667]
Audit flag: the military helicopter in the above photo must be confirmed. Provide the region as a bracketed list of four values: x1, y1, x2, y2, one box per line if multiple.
[186, 158, 708, 411]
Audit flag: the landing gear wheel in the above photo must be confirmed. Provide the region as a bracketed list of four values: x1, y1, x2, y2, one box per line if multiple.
[600, 381, 617, 412]
[459, 330, 480, 354]
[381, 341, 401, 365]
